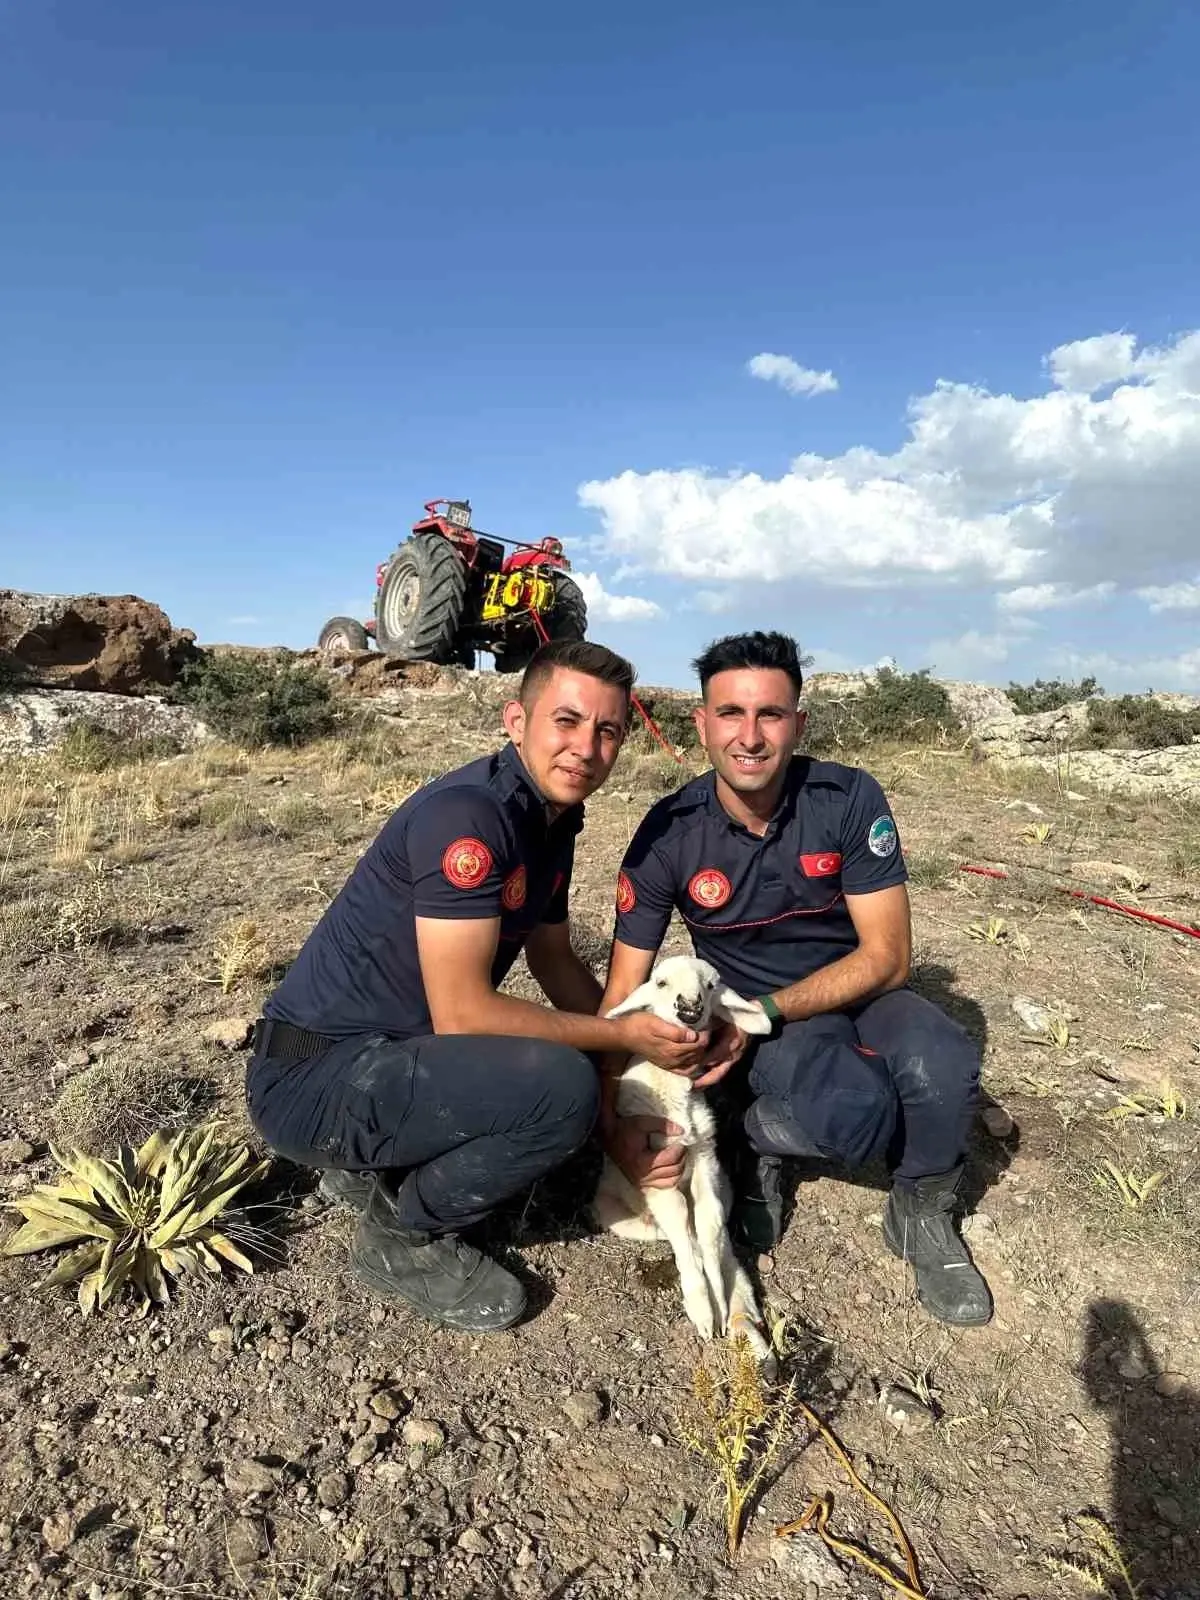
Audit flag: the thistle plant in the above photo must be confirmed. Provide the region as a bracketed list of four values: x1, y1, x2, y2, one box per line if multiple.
[675, 1336, 797, 1558]
[2, 1124, 269, 1316]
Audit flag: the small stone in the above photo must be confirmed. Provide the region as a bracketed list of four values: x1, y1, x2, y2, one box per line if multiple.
[1113, 1350, 1149, 1382]
[207, 1324, 234, 1346]
[316, 1472, 352, 1509]
[224, 1458, 277, 1497]
[637, 1532, 658, 1558]
[1153, 1495, 1184, 1526]
[64, 1046, 91, 1070]
[1155, 1371, 1188, 1398]
[41, 1512, 76, 1553]
[0, 1140, 35, 1167]
[878, 1383, 936, 1435]
[562, 1390, 603, 1430]
[202, 1017, 253, 1051]
[369, 1389, 405, 1421]
[981, 1105, 1014, 1139]
[400, 1418, 444, 1451]
[756, 1253, 774, 1275]
[1011, 996, 1053, 1034]
[346, 1435, 378, 1469]
[457, 1528, 490, 1555]
[226, 1517, 267, 1568]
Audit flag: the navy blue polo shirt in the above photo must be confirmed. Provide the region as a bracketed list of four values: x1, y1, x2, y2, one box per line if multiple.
[613, 757, 907, 1001]
[264, 741, 581, 1041]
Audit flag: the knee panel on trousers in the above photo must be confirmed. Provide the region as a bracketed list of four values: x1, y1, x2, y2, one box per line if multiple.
[750, 1034, 897, 1169]
[520, 1042, 600, 1152]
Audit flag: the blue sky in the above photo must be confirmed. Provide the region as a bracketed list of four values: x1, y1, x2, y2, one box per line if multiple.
[3, 0, 1199, 692]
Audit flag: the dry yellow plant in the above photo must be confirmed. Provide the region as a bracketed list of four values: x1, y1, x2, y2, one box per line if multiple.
[53, 782, 99, 865]
[674, 1336, 797, 1559]
[212, 919, 267, 994]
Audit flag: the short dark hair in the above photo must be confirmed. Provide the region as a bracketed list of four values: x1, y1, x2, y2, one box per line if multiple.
[519, 638, 636, 706]
[691, 631, 805, 698]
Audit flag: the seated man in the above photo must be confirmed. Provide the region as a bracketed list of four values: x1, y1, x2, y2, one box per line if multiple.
[600, 630, 992, 1327]
[247, 639, 712, 1335]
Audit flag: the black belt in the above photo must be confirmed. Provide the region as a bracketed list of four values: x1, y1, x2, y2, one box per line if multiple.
[252, 1018, 337, 1062]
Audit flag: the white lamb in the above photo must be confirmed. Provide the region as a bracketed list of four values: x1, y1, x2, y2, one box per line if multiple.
[593, 954, 776, 1365]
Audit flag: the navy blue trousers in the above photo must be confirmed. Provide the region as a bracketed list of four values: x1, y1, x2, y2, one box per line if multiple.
[246, 1032, 599, 1235]
[743, 988, 980, 1186]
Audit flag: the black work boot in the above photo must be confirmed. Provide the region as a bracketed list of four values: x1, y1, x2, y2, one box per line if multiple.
[882, 1167, 993, 1327]
[730, 1152, 787, 1254]
[349, 1177, 527, 1333]
[318, 1168, 374, 1210]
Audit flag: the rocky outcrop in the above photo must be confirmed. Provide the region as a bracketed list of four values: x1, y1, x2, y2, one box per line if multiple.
[1021, 744, 1200, 799]
[0, 688, 211, 758]
[0, 591, 198, 695]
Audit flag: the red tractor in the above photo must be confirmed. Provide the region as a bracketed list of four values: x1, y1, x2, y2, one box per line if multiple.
[317, 499, 588, 674]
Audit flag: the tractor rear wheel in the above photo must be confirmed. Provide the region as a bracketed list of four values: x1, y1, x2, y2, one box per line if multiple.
[375, 532, 468, 662]
[317, 616, 370, 653]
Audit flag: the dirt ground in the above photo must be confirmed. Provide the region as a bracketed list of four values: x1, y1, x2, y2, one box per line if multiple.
[1, 682, 1199, 1600]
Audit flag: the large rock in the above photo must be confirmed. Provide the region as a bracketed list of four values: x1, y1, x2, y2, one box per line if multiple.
[0, 688, 210, 758]
[0, 591, 197, 695]
[1023, 744, 1200, 800]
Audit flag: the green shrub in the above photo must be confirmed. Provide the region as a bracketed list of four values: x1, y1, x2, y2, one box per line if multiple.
[805, 669, 962, 754]
[628, 695, 700, 754]
[173, 651, 339, 748]
[1083, 696, 1200, 750]
[1006, 676, 1102, 714]
[56, 720, 183, 772]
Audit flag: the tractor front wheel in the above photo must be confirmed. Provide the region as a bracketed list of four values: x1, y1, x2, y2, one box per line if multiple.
[545, 573, 587, 643]
[317, 616, 370, 653]
[375, 533, 468, 662]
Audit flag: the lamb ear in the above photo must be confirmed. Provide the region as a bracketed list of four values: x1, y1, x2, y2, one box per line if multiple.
[605, 981, 658, 1020]
[713, 986, 774, 1036]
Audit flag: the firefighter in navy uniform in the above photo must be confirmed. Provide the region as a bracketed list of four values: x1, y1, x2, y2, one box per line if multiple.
[247, 640, 716, 1335]
[600, 631, 992, 1328]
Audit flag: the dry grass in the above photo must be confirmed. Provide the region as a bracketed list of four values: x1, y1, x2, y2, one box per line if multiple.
[49, 1051, 216, 1153]
[52, 782, 99, 865]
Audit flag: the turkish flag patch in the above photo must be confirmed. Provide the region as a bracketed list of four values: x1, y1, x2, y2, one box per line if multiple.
[441, 837, 493, 889]
[799, 851, 842, 878]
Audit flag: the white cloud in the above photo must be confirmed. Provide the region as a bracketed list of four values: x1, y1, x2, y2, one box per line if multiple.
[574, 571, 663, 623]
[689, 589, 737, 614]
[996, 582, 1115, 613]
[747, 352, 838, 397]
[1047, 647, 1200, 691]
[580, 329, 1200, 599]
[925, 630, 1016, 678]
[1137, 577, 1200, 612]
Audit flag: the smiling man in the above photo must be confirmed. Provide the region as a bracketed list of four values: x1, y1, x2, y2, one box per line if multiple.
[600, 631, 992, 1328]
[246, 639, 712, 1334]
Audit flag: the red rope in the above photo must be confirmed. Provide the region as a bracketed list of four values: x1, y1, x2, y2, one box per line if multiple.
[527, 609, 686, 764]
[959, 864, 1200, 940]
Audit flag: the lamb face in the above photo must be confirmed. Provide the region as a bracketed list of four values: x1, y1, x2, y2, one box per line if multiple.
[643, 954, 723, 1030]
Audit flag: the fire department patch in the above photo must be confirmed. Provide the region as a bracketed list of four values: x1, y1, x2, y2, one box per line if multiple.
[501, 866, 527, 910]
[688, 868, 732, 909]
[616, 871, 637, 914]
[799, 851, 843, 877]
[441, 836, 493, 889]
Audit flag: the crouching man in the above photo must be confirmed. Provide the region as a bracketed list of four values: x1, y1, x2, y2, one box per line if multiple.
[247, 640, 712, 1334]
[600, 631, 993, 1327]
